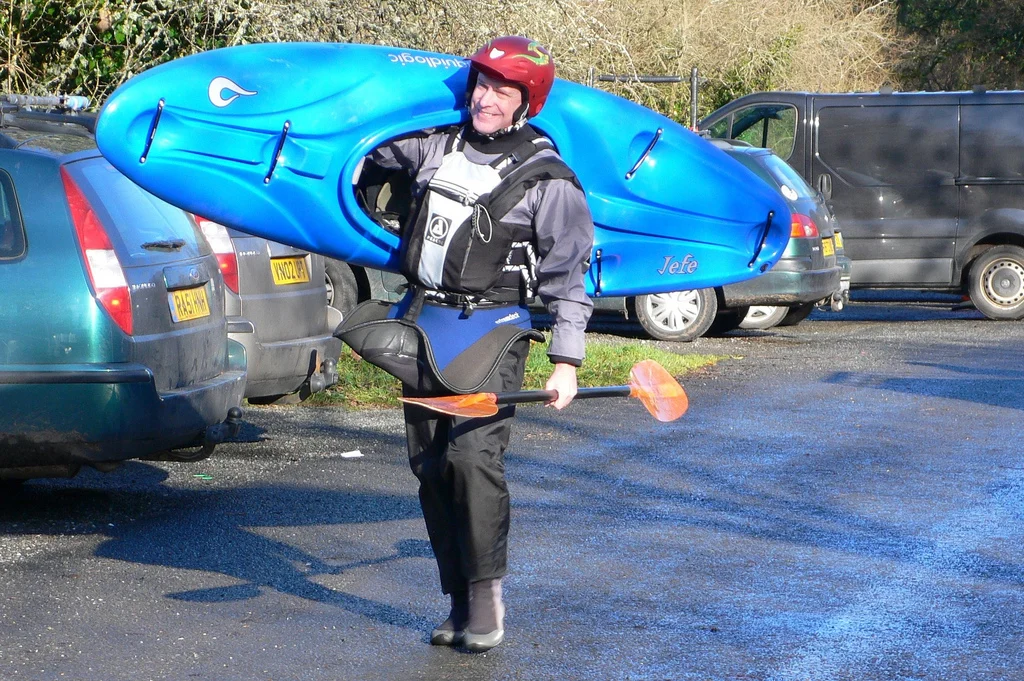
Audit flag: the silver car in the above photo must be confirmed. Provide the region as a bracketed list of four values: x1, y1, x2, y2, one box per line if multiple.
[196, 218, 341, 404]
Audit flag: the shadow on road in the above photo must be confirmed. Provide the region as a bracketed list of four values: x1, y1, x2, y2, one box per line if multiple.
[0, 463, 432, 633]
[508, 409, 1024, 594]
[824, 345, 1024, 412]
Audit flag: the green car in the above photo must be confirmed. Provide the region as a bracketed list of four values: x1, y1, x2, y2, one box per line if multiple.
[0, 96, 246, 483]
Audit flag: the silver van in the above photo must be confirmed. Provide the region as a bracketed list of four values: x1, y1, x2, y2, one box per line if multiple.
[700, 89, 1024, 320]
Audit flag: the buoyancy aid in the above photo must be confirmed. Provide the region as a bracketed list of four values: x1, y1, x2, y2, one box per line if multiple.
[338, 124, 580, 394]
[399, 125, 580, 303]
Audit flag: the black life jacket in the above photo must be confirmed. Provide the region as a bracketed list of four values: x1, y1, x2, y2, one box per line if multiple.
[399, 124, 580, 304]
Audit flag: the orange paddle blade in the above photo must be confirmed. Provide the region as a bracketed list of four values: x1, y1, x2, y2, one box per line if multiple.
[628, 359, 689, 422]
[399, 392, 500, 418]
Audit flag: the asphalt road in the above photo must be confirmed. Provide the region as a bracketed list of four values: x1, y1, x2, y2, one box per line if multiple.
[2, 292, 1023, 681]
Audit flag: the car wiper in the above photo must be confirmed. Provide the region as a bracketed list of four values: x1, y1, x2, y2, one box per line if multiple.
[141, 238, 186, 251]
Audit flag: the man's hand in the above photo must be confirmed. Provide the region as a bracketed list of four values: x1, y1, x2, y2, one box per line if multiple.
[544, 363, 578, 410]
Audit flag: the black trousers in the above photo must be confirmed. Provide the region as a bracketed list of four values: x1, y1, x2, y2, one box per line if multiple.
[402, 339, 530, 595]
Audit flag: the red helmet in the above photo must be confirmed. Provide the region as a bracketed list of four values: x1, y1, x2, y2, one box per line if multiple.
[468, 36, 555, 118]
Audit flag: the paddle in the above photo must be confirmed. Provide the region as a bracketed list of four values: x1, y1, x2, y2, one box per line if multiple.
[399, 359, 688, 422]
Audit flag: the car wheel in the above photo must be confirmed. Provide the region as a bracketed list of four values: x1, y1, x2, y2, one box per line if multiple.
[738, 305, 788, 330]
[634, 288, 717, 342]
[968, 245, 1024, 320]
[778, 302, 815, 327]
[325, 259, 359, 320]
[708, 306, 749, 335]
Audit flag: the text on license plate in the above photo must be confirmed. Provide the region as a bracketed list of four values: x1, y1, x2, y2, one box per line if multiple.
[271, 256, 310, 285]
[822, 237, 835, 257]
[169, 285, 211, 322]
[834, 232, 844, 249]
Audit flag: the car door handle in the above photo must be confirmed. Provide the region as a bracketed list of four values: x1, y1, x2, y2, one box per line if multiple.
[817, 173, 832, 199]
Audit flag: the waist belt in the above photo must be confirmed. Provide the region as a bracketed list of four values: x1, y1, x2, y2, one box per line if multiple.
[423, 288, 520, 312]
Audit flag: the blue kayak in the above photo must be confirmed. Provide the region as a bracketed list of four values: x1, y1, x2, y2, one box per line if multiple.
[95, 43, 790, 297]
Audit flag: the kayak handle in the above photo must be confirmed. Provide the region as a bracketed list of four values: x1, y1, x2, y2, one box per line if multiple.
[139, 98, 164, 164]
[747, 209, 775, 269]
[625, 128, 663, 180]
[264, 120, 291, 184]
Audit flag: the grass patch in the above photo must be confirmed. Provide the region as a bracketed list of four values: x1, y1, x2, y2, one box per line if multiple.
[306, 339, 724, 409]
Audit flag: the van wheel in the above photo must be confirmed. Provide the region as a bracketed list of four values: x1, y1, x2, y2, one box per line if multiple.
[634, 288, 717, 342]
[325, 259, 359, 320]
[739, 305, 788, 330]
[778, 302, 815, 326]
[968, 245, 1024, 320]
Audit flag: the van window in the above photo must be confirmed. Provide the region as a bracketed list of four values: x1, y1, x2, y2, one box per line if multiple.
[706, 117, 731, 140]
[714, 104, 797, 160]
[961, 104, 1024, 180]
[0, 171, 26, 260]
[817, 105, 958, 187]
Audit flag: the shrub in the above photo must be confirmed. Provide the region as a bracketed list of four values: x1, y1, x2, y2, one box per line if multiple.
[2, 0, 901, 121]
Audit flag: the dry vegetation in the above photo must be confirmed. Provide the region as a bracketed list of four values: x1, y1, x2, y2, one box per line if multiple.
[2, 0, 903, 119]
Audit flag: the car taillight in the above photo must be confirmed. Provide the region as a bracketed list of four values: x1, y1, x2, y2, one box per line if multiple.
[195, 215, 238, 293]
[60, 167, 133, 335]
[791, 213, 819, 238]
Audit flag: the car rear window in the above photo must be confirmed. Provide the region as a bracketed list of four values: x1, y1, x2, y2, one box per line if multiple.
[730, 150, 815, 202]
[0, 170, 26, 260]
[760, 153, 816, 199]
[64, 158, 207, 262]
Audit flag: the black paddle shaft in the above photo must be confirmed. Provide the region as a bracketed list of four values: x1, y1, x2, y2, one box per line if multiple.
[493, 385, 633, 405]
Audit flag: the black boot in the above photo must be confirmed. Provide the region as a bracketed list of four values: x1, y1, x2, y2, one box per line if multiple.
[430, 590, 469, 646]
[463, 578, 505, 652]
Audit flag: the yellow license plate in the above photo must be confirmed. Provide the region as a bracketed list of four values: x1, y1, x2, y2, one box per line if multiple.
[834, 232, 844, 249]
[822, 237, 835, 257]
[271, 256, 310, 285]
[169, 285, 211, 322]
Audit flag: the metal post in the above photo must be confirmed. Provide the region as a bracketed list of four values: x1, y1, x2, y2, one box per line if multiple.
[690, 67, 699, 130]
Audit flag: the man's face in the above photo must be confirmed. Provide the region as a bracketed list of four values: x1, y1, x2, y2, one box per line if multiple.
[470, 73, 523, 135]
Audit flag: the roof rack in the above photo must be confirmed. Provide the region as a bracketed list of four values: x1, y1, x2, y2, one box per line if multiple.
[1, 94, 90, 111]
[0, 94, 96, 136]
[708, 138, 754, 149]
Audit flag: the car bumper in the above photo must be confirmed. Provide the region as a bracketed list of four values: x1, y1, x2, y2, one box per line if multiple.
[230, 329, 341, 398]
[0, 354, 246, 466]
[721, 264, 842, 307]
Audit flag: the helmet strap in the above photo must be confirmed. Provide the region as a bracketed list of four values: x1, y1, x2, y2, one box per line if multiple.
[464, 117, 527, 144]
